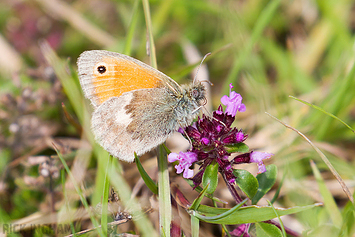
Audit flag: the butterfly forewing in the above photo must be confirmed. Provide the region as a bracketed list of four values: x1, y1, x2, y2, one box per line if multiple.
[77, 50, 181, 107]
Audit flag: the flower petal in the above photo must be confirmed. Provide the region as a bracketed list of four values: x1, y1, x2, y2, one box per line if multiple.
[183, 152, 198, 163]
[230, 224, 251, 237]
[221, 87, 246, 117]
[170, 152, 197, 177]
[256, 162, 266, 173]
[183, 168, 194, 179]
[250, 151, 273, 173]
[238, 103, 246, 112]
[221, 95, 231, 105]
[168, 153, 179, 163]
[177, 127, 184, 134]
[201, 137, 210, 145]
[250, 151, 273, 163]
[235, 131, 245, 142]
[175, 164, 184, 174]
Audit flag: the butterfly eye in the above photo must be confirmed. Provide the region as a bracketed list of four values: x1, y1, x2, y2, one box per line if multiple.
[97, 65, 106, 74]
[191, 89, 199, 98]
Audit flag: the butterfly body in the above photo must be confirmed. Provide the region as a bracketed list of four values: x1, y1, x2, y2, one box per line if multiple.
[77, 50, 205, 162]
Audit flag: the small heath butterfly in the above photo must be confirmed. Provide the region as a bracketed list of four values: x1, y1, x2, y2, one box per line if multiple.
[77, 50, 206, 162]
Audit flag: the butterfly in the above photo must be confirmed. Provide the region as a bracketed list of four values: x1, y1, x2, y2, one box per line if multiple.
[77, 50, 206, 162]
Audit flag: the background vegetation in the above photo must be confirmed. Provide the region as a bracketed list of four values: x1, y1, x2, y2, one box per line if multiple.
[0, 0, 354, 236]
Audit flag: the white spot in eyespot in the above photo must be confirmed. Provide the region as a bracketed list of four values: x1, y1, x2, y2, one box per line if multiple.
[94, 62, 108, 76]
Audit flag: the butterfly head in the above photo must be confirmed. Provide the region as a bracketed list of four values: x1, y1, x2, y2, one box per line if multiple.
[185, 82, 206, 106]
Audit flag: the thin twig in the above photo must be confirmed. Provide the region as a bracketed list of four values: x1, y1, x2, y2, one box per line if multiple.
[266, 112, 354, 203]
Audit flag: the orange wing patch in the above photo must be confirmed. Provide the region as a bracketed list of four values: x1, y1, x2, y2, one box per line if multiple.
[92, 57, 163, 105]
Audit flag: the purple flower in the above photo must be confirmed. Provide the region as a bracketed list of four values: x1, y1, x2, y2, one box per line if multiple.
[201, 137, 210, 145]
[231, 151, 273, 174]
[235, 131, 246, 143]
[230, 224, 251, 237]
[250, 151, 273, 173]
[172, 84, 273, 188]
[221, 83, 246, 117]
[168, 152, 197, 179]
[182, 105, 248, 186]
[169, 84, 276, 237]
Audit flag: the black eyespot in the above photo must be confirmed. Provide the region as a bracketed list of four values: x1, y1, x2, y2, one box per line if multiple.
[97, 65, 106, 74]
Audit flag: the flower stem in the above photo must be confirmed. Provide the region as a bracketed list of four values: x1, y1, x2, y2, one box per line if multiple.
[158, 144, 172, 237]
[222, 173, 243, 203]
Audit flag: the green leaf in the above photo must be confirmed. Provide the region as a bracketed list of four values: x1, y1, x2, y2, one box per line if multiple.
[189, 183, 209, 210]
[135, 153, 158, 195]
[225, 143, 249, 153]
[162, 143, 171, 154]
[234, 169, 258, 199]
[191, 199, 248, 221]
[255, 222, 283, 237]
[194, 203, 322, 225]
[185, 179, 228, 204]
[202, 162, 219, 194]
[252, 165, 277, 205]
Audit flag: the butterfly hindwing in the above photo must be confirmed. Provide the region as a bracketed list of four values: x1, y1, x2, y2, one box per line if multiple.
[91, 88, 179, 161]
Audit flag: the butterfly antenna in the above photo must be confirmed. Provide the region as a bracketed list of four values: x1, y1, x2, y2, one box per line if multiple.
[193, 52, 212, 85]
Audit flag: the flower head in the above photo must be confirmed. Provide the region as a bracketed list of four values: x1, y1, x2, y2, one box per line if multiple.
[169, 84, 275, 237]
[170, 84, 273, 189]
[168, 152, 197, 179]
[182, 104, 248, 186]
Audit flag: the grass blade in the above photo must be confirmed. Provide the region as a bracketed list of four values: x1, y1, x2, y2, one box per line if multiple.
[54, 145, 104, 237]
[290, 95, 355, 134]
[224, 0, 282, 93]
[100, 154, 112, 236]
[310, 160, 343, 227]
[135, 153, 158, 195]
[266, 112, 354, 203]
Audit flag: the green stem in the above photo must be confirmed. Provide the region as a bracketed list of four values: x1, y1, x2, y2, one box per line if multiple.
[142, 0, 157, 69]
[141, 1, 170, 235]
[157, 145, 172, 237]
[101, 154, 112, 236]
[191, 216, 199, 237]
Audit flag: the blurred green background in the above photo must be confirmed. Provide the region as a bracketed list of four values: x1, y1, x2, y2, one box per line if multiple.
[0, 0, 354, 236]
